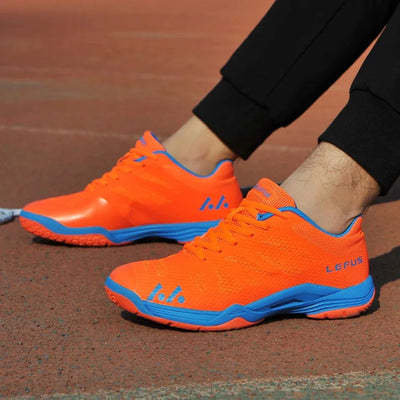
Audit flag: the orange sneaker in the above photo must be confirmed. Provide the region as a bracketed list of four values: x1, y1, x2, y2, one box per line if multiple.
[105, 178, 375, 331]
[20, 131, 242, 246]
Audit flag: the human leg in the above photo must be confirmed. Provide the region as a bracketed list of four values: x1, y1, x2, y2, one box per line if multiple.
[163, 116, 236, 176]
[319, 2, 400, 196]
[163, 0, 399, 174]
[281, 142, 380, 234]
[183, 0, 400, 234]
[283, 1, 400, 233]
[194, 0, 399, 159]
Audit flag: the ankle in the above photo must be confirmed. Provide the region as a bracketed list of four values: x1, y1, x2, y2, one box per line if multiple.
[163, 116, 236, 175]
[281, 142, 380, 234]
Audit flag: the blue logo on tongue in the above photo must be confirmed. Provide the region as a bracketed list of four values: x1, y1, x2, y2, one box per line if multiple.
[253, 184, 271, 198]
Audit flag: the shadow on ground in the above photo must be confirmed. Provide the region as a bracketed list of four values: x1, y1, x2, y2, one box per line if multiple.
[369, 245, 400, 311]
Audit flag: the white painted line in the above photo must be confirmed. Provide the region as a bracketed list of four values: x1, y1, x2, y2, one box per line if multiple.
[0, 124, 134, 141]
[0, 125, 312, 153]
[111, 31, 227, 40]
[259, 143, 313, 153]
[4, 370, 400, 400]
[0, 65, 216, 83]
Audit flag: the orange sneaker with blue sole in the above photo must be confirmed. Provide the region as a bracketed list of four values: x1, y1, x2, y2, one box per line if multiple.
[20, 131, 242, 246]
[105, 178, 375, 331]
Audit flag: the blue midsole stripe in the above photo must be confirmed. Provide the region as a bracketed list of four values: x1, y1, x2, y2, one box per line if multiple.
[21, 210, 220, 243]
[105, 275, 375, 327]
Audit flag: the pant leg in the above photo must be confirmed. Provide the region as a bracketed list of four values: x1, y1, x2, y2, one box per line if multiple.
[193, 0, 399, 159]
[320, 3, 400, 194]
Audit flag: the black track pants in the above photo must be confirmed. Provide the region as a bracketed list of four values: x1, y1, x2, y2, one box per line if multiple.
[193, 0, 400, 194]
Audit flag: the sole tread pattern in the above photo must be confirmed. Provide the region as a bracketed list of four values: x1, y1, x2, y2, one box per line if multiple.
[105, 282, 375, 331]
[307, 294, 375, 320]
[20, 217, 117, 246]
[105, 288, 259, 331]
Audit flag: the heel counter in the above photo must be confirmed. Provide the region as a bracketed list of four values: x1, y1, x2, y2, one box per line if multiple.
[213, 160, 242, 208]
[349, 217, 370, 283]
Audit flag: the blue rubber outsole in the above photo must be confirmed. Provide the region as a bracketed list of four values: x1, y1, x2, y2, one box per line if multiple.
[105, 275, 375, 329]
[20, 210, 221, 244]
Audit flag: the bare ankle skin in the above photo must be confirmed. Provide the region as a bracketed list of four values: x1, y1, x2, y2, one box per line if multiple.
[281, 142, 380, 234]
[163, 116, 237, 175]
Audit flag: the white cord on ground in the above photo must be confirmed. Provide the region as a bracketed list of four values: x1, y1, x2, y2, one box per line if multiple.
[0, 208, 21, 224]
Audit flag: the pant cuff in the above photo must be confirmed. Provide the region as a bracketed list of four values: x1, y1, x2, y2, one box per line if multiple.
[319, 90, 400, 195]
[193, 78, 276, 159]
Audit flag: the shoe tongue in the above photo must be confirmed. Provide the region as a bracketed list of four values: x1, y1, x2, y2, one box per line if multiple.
[136, 130, 165, 153]
[185, 178, 295, 255]
[247, 178, 296, 208]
